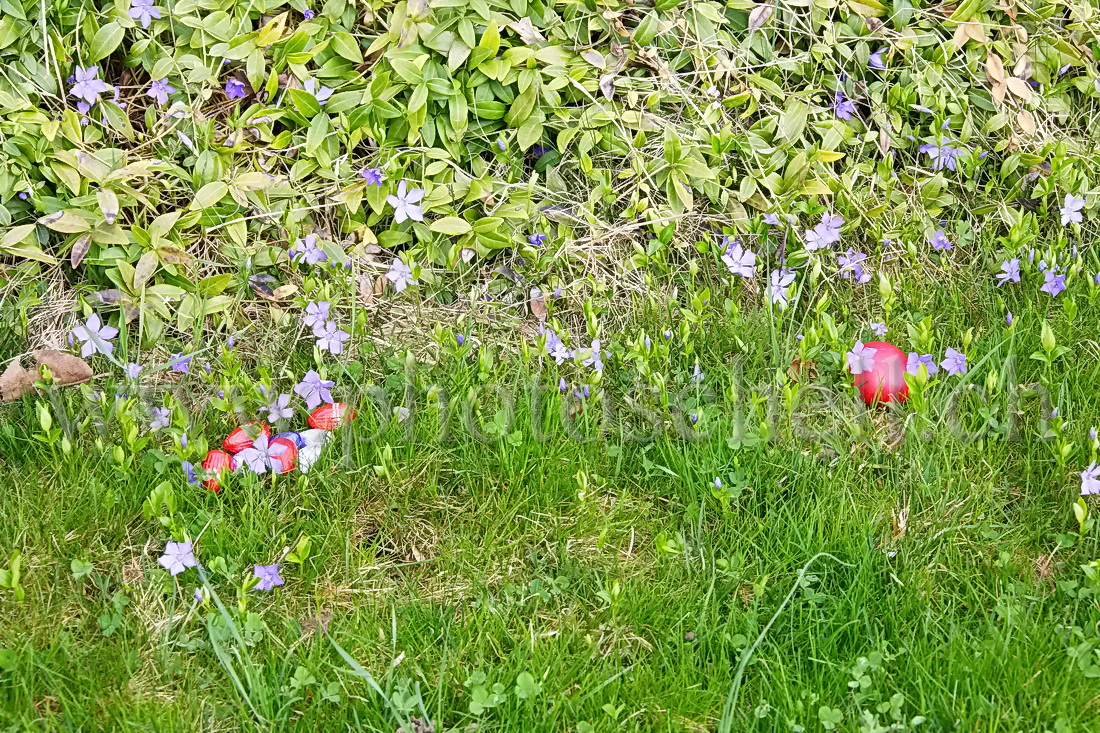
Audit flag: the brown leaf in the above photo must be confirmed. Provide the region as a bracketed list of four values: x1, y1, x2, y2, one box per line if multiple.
[580, 49, 606, 70]
[599, 74, 616, 100]
[0, 361, 37, 402]
[271, 284, 298, 300]
[985, 53, 1005, 85]
[34, 350, 92, 386]
[747, 0, 774, 34]
[157, 245, 193, 265]
[529, 287, 549, 321]
[510, 17, 545, 44]
[991, 81, 1007, 105]
[69, 234, 92, 269]
[787, 356, 818, 383]
[1005, 76, 1032, 102]
[963, 21, 987, 43]
[1017, 109, 1036, 135]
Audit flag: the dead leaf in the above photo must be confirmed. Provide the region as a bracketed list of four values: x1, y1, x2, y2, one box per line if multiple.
[69, 234, 92, 269]
[747, 0, 774, 34]
[580, 49, 606, 70]
[529, 287, 549, 321]
[787, 355, 818, 383]
[1012, 55, 1032, 80]
[599, 74, 616, 100]
[992, 81, 1007, 105]
[0, 361, 37, 402]
[395, 717, 435, 733]
[34, 350, 92, 386]
[963, 20, 987, 43]
[300, 609, 333, 636]
[157, 245, 193, 265]
[986, 53, 1005, 85]
[510, 17, 545, 44]
[1017, 109, 1036, 135]
[272, 284, 298, 300]
[1005, 76, 1032, 102]
[952, 23, 969, 49]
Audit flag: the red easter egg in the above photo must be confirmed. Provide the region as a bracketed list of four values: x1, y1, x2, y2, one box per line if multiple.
[201, 449, 232, 492]
[853, 341, 909, 406]
[308, 403, 355, 430]
[268, 437, 299, 474]
[222, 422, 270, 454]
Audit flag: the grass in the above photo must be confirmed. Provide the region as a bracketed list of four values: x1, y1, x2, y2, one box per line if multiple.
[2, 258, 1099, 732]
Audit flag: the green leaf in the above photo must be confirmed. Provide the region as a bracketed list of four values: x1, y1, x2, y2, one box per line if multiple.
[88, 23, 125, 62]
[191, 181, 229, 210]
[70, 559, 94, 579]
[331, 32, 363, 63]
[38, 210, 91, 233]
[778, 99, 808, 141]
[430, 217, 472, 235]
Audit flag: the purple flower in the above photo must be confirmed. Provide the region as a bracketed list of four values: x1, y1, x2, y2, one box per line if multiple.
[767, 267, 796, 308]
[870, 322, 887, 337]
[294, 370, 334, 410]
[541, 327, 572, 365]
[266, 394, 293, 423]
[1091, 427, 1097, 441]
[237, 435, 274, 474]
[169, 352, 192, 373]
[847, 341, 877, 374]
[290, 234, 327, 265]
[929, 229, 952, 251]
[69, 66, 111, 104]
[76, 101, 91, 115]
[158, 541, 199, 576]
[644, 335, 651, 350]
[146, 78, 175, 107]
[905, 353, 938, 375]
[804, 213, 844, 251]
[1081, 463, 1100, 496]
[71, 314, 119, 358]
[386, 180, 425, 223]
[182, 460, 200, 487]
[837, 249, 868, 279]
[940, 348, 967, 376]
[919, 144, 961, 172]
[253, 563, 284, 591]
[314, 321, 350, 355]
[868, 48, 886, 70]
[833, 90, 856, 120]
[528, 233, 548, 246]
[996, 258, 1020, 286]
[663, 330, 672, 340]
[386, 258, 417, 292]
[1061, 194, 1085, 226]
[763, 213, 780, 226]
[1005, 312, 1013, 326]
[303, 77, 333, 104]
[18, 191, 30, 200]
[721, 239, 756, 277]
[1041, 270, 1066, 297]
[124, 362, 143, 379]
[713, 477, 722, 490]
[225, 78, 248, 99]
[128, 0, 161, 27]
[150, 406, 171, 430]
[581, 340, 604, 371]
[692, 362, 704, 383]
[303, 8, 315, 19]
[456, 334, 465, 346]
[302, 301, 331, 330]
[359, 168, 384, 185]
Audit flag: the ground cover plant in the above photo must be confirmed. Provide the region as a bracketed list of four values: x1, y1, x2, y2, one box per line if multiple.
[3, 0, 1100, 728]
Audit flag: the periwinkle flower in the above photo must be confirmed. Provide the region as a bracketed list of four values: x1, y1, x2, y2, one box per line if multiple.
[359, 168, 384, 185]
[804, 213, 844, 251]
[919, 143, 961, 172]
[150, 406, 171, 430]
[314, 322, 350, 355]
[929, 229, 952, 251]
[837, 249, 868, 279]
[294, 370, 334, 410]
[291, 234, 327, 265]
[528, 233, 548, 246]
[386, 258, 417, 292]
[940, 348, 967, 376]
[302, 301, 331, 330]
[1061, 194, 1085, 226]
[303, 78, 333, 104]
[71, 314, 118, 357]
[124, 363, 143, 379]
[767, 267, 796, 308]
[905, 353, 938, 376]
[159, 541, 199, 576]
[1081, 463, 1100, 496]
[146, 78, 175, 107]
[868, 48, 886, 70]
[128, 0, 162, 28]
[266, 394, 293, 422]
[303, 8, 314, 19]
[996, 258, 1020, 286]
[69, 66, 111, 104]
[763, 213, 780, 226]
[225, 78, 247, 99]
[386, 180, 425, 223]
[169, 352, 192, 373]
[847, 341, 877, 375]
[253, 563, 284, 591]
[833, 90, 856, 120]
[581, 339, 603, 371]
[1041, 270, 1066, 297]
[721, 239, 756, 278]
[870, 322, 887, 337]
[182, 460, 200, 487]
